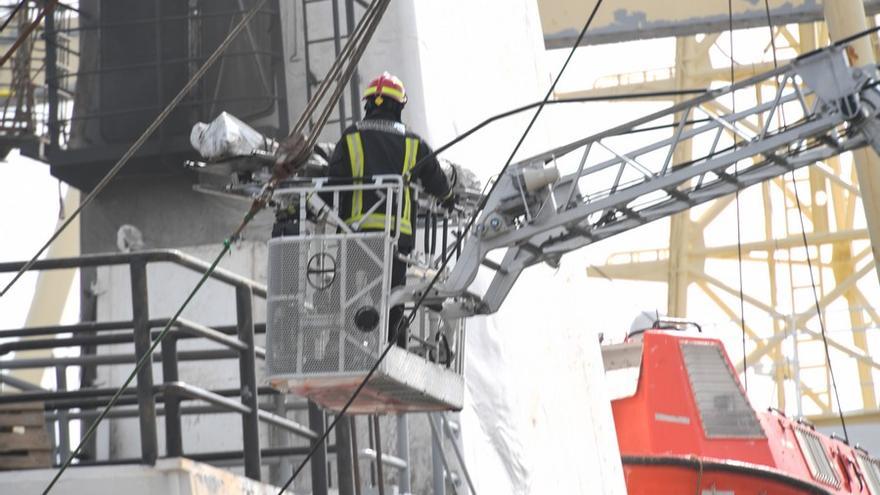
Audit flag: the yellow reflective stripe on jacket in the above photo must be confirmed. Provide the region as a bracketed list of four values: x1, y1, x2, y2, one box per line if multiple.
[345, 132, 365, 220]
[343, 132, 418, 236]
[402, 137, 419, 232]
[345, 213, 412, 235]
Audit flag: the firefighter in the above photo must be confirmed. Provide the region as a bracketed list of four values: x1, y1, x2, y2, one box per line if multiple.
[327, 72, 453, 348]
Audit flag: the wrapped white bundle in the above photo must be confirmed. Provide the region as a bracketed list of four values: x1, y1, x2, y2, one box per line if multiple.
[189, 112, 277, 160]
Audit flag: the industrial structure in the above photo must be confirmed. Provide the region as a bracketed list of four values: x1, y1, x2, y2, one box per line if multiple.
[0, 0, 879, 494]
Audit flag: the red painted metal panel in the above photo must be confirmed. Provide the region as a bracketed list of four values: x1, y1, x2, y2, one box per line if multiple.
[611, 331, 875, 495]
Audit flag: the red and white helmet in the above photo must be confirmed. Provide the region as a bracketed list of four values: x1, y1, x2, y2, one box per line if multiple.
[362, 72, 407, 105]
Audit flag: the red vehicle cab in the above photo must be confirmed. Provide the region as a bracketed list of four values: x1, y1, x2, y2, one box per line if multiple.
[605, 327, 880, 494]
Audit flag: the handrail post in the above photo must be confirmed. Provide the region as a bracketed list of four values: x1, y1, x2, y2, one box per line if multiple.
[308, 401, 329, 495]
[54, 365, 70, 461]
[161, 336, 183, 457]
[335, 414, 355, 495]
[373, 415, 386, 495]
[396, 413, 411, 493]
[130, 259, 158, 465]
[429, 414, 446, 495]
[269, 394, 292, 486]
[236, 285, 261, 480]
[44, 0, 60, 148]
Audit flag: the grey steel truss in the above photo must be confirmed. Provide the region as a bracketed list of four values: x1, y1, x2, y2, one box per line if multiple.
[419, 46, 880, 317]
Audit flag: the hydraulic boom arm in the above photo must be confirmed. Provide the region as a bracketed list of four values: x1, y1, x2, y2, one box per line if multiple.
[426, 46, 880, 317]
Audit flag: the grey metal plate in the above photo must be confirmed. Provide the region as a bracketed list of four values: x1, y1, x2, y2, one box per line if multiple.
[680, 342, 765, 439]
[266, 233, 390, 378]
[794, 427, 841, 488]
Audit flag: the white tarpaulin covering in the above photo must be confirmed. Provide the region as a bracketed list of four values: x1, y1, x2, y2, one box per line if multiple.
[400, 1, 628, 492]
[461, 270, 626, 494]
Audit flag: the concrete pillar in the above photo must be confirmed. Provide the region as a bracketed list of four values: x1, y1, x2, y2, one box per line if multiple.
[11, 188, 80, 390]
[667, 36, 700, 317]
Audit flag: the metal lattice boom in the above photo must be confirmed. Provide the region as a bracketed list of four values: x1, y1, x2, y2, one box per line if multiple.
[433, 46, 880, 316]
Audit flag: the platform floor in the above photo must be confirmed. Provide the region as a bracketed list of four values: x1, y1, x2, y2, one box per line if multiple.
[271, 344, 464, 413]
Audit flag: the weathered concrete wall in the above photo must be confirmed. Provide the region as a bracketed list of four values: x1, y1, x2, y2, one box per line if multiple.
[93, 241, 269, 465]
[80, 174, 275, 255]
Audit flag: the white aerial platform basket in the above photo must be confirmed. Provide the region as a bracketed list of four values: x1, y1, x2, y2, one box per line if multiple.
[265, 177, 465, 413]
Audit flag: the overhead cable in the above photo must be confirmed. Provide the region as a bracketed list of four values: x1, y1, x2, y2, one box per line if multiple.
[409, 88, 708, 179]
[276, 0, 607, 492]
[762, 0, 850, 443]
[0, 0, 27, 33]
[0, 0, 57, 68]
[40, 2, 276, 492]
[727, 0, 750, 394]
[1, 0, 267, 298]
[43, 0, 392, 491]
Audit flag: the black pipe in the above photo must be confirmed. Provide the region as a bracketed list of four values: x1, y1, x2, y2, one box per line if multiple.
[237, 286, 262, 480]
[441, 217, 448, 264]
[309, 401, 329, 495]
[0, 319, 159, 338]
[0, 250, 267, 297]
[0, 320, 267, 338]
[0, 384, 282, 407]
[430, 214, 437, 256]
[0, 349, 241, 370]
[189, 445, 338, 463]
[161, 338, 183, 457]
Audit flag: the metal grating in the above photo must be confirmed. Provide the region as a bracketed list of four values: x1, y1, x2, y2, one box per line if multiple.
[856, 452, 880, 494]
[793, 427, 841, 488]
[266, 233, 391, 377]
[680, 342, 765, 438]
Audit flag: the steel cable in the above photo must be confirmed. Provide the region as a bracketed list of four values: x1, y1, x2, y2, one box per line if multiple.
[38, 4, 275, 491]
[0, 0, 27, 33]
[762, 0, 850, 442]
[305, 0, 391, 151]
[726, 0, 751, 393]
[40, 236, 240, 494]
[0, 0, 56, 68]
[289, 0, 389, 141]
[276, 0, 606, 492]
[1, 0, 269, 298]
[44, 0, 388, 491]
[33, 2, 870, 491]
[408, 88, 708, 179]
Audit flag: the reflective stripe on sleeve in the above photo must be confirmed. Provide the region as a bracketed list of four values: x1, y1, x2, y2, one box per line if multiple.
[345, 132, 365, 220]
[402, 138, 419, 231]
[345, 213, 412, 235]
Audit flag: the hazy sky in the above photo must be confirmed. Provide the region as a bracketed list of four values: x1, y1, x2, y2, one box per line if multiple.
[2, 23, 878, 416]
[0, 150, 80, 332]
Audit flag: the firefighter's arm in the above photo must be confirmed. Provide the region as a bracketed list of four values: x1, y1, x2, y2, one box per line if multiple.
[415, 141, 452, 201]
[319, 137, 350, 206]
[326, 139, 349, 178]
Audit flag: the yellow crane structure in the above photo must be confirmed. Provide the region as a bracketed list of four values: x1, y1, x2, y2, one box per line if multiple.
[540, 0, 880, 426]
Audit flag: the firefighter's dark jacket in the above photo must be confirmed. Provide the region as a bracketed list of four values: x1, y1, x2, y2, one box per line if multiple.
[326, 114, 451, 250]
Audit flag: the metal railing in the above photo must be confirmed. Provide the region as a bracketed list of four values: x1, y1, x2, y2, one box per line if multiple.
[0, 247, 477, 494]
[271, 176, 468, 379]
[0, 1, 78, 143]
[0, 249, 317, 482]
